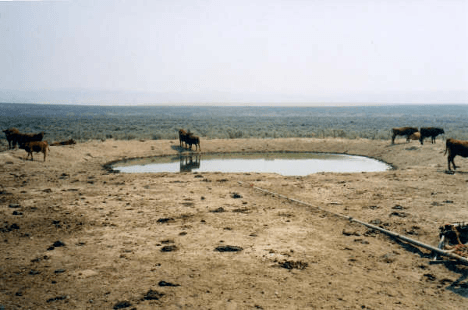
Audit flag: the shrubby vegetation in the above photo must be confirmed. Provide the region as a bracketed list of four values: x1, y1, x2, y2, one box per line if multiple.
[1, 103, 468, 145]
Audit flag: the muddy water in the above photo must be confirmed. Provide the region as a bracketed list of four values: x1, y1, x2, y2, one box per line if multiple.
[112, 152, 391, 176]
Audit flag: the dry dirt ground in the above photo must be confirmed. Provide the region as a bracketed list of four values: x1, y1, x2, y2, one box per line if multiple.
[1, 137, 468, 309]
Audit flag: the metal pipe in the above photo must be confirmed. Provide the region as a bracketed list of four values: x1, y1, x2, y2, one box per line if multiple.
[238, 181, 468, 265]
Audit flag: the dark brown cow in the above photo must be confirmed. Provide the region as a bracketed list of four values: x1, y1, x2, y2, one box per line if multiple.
[391, 127, 418, 144]
[50, 139, 76, 146]
[2, 127, 20, 149]
[21, 141, 50, 162]
[419, 127, 444, 145]
[444, 138, 468, 171]
[185, 134, 201, 151]
[178, 129, 188, 147]
[16, 131, 45, 148]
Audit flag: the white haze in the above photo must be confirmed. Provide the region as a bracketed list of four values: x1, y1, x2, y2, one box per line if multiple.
[0, 0, 467, 106]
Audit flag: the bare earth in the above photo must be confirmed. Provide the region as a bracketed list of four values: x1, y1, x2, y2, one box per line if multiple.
[1, 138, 468, 309]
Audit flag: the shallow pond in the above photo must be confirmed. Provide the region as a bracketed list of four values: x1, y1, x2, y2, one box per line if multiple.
[112, 152, 392, 176]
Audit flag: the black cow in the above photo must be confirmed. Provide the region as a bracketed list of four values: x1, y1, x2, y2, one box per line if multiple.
[2, 127, 20, 149]
[444, 138, 468, 171]
[419, 127, 444, 145]
[16, 131, 45, 148]
[185, 134, 201, 151]
[391, 127, 418, 144]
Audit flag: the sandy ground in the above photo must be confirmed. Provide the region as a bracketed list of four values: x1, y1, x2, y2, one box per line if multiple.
[1, 137, 468, 309]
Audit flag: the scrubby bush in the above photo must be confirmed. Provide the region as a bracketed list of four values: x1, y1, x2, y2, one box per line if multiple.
[2, 104, 468, 144]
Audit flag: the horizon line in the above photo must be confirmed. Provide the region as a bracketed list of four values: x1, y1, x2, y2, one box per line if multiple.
[1, 102, 467, 108]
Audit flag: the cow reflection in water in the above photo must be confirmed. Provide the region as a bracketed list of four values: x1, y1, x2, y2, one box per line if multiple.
[180, 155, 201, 172]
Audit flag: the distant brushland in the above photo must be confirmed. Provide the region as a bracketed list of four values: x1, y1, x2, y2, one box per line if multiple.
[1, 103, 467, 144]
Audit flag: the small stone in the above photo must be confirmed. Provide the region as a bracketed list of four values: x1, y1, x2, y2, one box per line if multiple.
[214, 245, 243, 252]
[113, 301, 132, 309]
[231, 192, 242, 199]
[53, 241, 66, 247]
[160, 245, 177, 252]
[158, 281, 180, 287]
[143, 290, 164, 300]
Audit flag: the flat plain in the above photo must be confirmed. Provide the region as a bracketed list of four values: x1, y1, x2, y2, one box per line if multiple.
[1, 135, 468, 309]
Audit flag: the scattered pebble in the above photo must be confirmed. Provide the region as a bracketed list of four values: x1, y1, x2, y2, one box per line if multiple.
[46, 295, 68, 303]
[161, 245, 178, 252]
[231, 192, 242, 199]
[157, 218, 175, 224]
[158, 280, 180, 287]
[143, 289, 164, 300]
[48, 240, 66, 251]
[214, 245, 243, 252]
[389, 211, 408, 218]
[210, 207, 225, 213]
[278, 260, 308, 270]
[113, 300, 132, 309]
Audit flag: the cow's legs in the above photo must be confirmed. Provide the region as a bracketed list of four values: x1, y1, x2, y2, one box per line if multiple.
[448, 155, 457, 171]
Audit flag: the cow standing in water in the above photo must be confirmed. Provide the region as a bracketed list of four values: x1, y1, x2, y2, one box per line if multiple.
[391, 127, 419, 144]
[419, 127, 444, 145]
[445, 138, 468, 171]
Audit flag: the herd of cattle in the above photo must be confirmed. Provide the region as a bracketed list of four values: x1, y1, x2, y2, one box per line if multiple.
[178, 129, 201, 151]
[2, 128, 76, 161]
[391, 126, 468, 171]
[391, 126, 445, 145]
[2, 128, 50, 161]
[2, 126, 468, 171]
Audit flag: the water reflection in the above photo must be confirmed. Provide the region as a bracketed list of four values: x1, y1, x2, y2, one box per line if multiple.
[112, 152, 392, 176]
[180, 155, 201, 172]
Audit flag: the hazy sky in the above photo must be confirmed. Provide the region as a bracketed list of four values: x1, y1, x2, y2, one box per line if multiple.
[0, 0, 467, 105]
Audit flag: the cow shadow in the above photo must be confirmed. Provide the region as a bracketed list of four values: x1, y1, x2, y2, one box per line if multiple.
[443, 169, 468, 175]
[444, 263, 468, 298]
[386, 142, 419, 147]
[391, 237, 468, 298]
[171, 145, 191, 153]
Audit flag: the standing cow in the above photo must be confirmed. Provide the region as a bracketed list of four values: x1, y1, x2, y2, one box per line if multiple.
[391, 127, 419, 144]
[178, 129, 188, 147]
[16, 131, 46, 148]
[2, 127, 20, 149]
[419, 127, 444, 145]
[444, 138, 468, 171]
[185, 134, 201, 151]
[21, 141, 50, 162]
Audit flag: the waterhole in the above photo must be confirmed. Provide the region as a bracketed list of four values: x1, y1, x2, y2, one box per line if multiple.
[111, 152, 391, 176]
